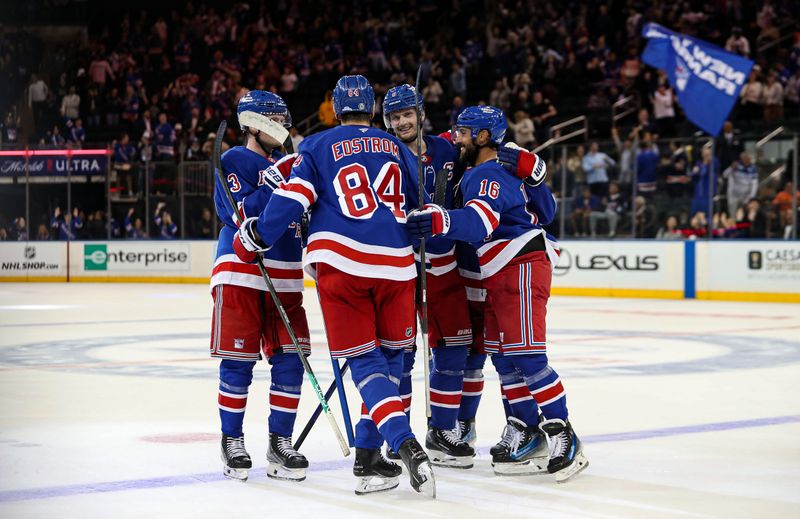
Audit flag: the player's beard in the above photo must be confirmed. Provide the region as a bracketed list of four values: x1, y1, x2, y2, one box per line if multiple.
[459, 140, 479, 167]
[397, 126, 418, 144]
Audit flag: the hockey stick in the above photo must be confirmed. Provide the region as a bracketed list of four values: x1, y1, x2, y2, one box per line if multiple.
[433, 168, 449, 206]
[294, 359, 351, 450]
[213, 121, 350, 457]
[414, 66, 432, 419]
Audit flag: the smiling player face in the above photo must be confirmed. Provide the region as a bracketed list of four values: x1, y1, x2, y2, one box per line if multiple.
[388, 108, 418, 143]
[456, 127, 479, 166]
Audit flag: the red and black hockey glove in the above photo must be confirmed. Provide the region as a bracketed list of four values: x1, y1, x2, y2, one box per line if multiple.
[232, 217, 270, 263]
[497, 143, 547, 187]
[406, 204, 451, 240]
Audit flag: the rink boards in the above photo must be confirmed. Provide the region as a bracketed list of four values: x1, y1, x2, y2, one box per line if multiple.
[1, 239, 798, 302]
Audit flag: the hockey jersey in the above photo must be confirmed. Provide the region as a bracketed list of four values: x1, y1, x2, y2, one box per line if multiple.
[256, 124, 425, 281]
[415, 134, 459, 276]
[211, 146, 304, 292]
[447, 159, 559, 279]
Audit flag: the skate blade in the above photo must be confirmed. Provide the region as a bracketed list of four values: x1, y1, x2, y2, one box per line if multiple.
[554, 453, 589, 483]
[354, 475, 399, 495]
[492, 456, 549, 475]
[413, 461, 436, 499]
[267, 463, 307, 482]
[427, 448, 474, 469]
[222, 465, 249, 482]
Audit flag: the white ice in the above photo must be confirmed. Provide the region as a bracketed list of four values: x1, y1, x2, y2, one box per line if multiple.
[0, 283, 798, 519]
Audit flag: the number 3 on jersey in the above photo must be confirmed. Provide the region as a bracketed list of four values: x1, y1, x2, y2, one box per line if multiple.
[333, 162, 406, 221]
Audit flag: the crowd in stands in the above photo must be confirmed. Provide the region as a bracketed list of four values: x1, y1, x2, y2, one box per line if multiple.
[0, 0, 798, 240]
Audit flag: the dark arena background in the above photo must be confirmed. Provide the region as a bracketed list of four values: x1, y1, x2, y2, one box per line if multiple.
[0, 1, 798, 518]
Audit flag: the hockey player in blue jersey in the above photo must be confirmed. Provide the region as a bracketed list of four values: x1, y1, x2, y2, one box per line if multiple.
[407, 106, 588, 483]
[211, 90, 311, 483]
[383, 84, 475, 468]
[233, 75, 436, 498]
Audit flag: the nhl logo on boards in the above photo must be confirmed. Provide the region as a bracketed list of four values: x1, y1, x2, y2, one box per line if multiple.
[234, 338, 245, 349]
[24, 246, 36, 259]
[405, 327, 413, 338]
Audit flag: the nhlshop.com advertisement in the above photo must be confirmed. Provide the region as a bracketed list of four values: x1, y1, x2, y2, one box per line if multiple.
[0, 242, 67, 279]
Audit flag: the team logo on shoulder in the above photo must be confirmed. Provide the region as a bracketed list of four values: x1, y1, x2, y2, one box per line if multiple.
[405, 327, 413, 338]
[292, 155, 303, 167]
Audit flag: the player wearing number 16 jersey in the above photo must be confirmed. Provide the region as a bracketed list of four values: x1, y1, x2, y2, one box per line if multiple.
[407, 106, 588, 483]
[233, 75, 436, 498]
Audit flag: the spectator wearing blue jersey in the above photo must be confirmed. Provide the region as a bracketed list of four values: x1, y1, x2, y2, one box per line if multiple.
[124, 208, 146, 239]
[113, 133, 137, 197]
[50, 207, 75, 240]
[636, 135, 660, 196]
[153, 202, 177, 239]
[571, 185, 601, 237]
[155, 113, 176, 160]
[67, 119, 85, 147]
[582, 142, 615, 198]
[691, 146, 720, 217]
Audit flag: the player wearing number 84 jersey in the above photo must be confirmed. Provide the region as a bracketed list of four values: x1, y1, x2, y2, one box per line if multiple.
[235, 75, 436, 498]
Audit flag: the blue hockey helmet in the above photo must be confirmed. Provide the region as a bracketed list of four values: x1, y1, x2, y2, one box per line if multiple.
[455, 105, 507, 145]
[237, 90, 292, 133]
[332, 75, 374, 116]
[382, 84, 424, 129]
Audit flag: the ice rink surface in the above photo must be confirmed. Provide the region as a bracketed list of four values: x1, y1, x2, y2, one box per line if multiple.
[0, 282, 798, 519]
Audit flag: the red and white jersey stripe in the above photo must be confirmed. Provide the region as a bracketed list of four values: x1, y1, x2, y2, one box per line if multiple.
[414, 245, 457, 276]
[275, 177, 318, 209]
[430, 388, 462, 409]
[532, 377, 566, 407]
[210, 254, 304, 292]
[269, 390, 301, 414]
[218, 390, 248, 413]
[304, 231, 416, 282]
[368, 396, 407, 429]
[465, 199, 500, 235]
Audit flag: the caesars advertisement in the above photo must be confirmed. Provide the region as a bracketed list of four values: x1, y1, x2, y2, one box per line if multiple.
[697, 241, 800, 295]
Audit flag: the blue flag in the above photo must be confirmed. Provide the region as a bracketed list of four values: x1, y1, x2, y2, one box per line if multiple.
[641, 23, 754, 136]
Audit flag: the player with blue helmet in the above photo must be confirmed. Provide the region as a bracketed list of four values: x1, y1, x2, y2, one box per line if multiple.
[212, 89, 311, 483]
[237, 90, 293, 155]
[407, 105, 589, 482]
[235, 75, 436, 498]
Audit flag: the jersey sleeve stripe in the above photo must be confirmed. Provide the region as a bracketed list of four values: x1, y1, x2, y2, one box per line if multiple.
[276, 182, 316, 209]
[466, 199, 500, 234]
[308, 239, 415, 268]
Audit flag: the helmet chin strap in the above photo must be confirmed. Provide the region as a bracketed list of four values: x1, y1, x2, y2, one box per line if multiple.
[246, 128, 276, 155]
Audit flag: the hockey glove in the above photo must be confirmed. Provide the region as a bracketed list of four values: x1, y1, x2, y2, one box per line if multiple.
[406, 204, 451, 240]
[261, 165, 286, 192]
[232, 217, 270, 263]
[497, 143, 547, 187]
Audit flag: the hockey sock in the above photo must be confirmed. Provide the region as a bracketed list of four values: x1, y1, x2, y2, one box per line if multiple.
[492, 353, 539, 426]
[429, 345, 468, 430]
[350, 348, 413, 452]
[458, 352, 487, 421]
[399, 348, 416, 419]
[267, 352, 304, 437]
[511, 355, 568, 421]
[218, 359, 255, 437]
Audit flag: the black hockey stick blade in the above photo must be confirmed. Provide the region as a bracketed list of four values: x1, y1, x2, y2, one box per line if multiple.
[433, 168, 448, 206]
